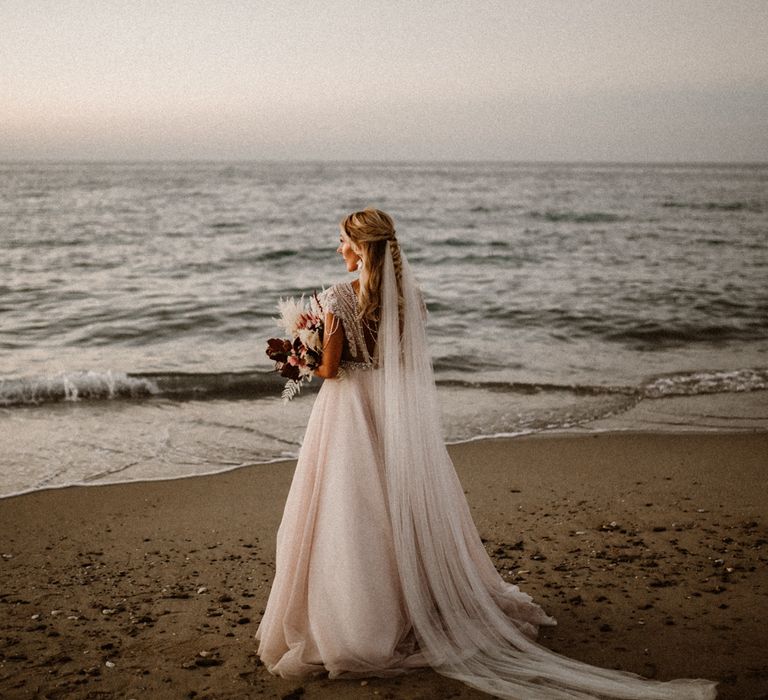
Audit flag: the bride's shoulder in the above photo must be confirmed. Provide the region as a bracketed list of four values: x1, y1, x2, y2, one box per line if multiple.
[318, 279, 349, 298]
[317, 279, 353, 313]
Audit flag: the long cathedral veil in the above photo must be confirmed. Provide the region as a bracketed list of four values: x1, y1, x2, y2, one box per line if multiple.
[374, 241, 718, 700]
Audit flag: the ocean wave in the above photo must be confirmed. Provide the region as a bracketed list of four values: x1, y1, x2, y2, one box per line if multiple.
[436, 378, 637, 396]
[429, 253, 513, 266]
[433, 237, 477, 247]
[487, 309, 767, 346]
[2, 367, 765, 409]
[224, 246, 331, 265]
[432, 237, 511, 249]
[528, 210, 625, 223]
[641, 368, 768, 398]
[605, 321, 765, 346]
[661, 199, 763, 213]
[252, 249, 300, 262]
[0, 371, 160, 406]
[0, 369, 292, 407]
[209, 221, 247, 230]
[135, 370, 291, 400]
[437, 368, 768, 400]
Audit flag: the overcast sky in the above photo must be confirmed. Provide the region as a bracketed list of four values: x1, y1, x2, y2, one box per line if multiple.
[2, 1, 767, 161]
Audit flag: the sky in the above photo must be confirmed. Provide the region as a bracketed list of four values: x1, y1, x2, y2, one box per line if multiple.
[2, 1, 767, 162]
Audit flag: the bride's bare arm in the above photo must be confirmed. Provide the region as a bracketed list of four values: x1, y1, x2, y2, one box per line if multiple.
[314, 311, 343, 379]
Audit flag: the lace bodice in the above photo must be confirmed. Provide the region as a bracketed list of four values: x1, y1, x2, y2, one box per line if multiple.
[318, 281, 377, 370]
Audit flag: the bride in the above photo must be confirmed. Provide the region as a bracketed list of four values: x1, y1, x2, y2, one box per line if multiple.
[255, 208, 718, 699]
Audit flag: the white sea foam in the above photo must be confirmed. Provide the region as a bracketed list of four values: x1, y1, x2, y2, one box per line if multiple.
[642, 368, 768, 398]
[0, 370, 159, 406]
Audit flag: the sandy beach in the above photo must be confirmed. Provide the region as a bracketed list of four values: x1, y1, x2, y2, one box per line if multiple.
[0, 431, 766, 699]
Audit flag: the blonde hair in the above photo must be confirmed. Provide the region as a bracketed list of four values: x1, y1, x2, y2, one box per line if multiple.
[340, 208, 404, 323]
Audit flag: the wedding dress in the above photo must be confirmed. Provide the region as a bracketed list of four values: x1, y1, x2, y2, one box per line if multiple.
[255, 243, 719, 699]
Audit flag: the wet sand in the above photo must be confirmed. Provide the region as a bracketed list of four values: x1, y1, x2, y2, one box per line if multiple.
[0, 431, 766, 699]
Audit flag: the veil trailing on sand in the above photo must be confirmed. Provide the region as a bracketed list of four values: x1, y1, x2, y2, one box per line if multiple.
[374, 241, 718, 700]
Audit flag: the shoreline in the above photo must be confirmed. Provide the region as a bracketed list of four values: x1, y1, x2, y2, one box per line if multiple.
[2, 385, 766, 499]
[1, 431, 766, 698]
[2, 420, 767, 502]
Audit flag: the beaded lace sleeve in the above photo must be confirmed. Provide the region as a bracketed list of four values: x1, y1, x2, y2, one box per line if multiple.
[318, 282, 373, 366]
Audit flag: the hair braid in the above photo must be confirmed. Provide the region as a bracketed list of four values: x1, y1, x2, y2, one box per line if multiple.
[388, 238, 405, 326]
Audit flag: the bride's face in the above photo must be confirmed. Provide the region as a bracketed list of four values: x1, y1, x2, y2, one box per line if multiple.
[337, 228, 361, 273]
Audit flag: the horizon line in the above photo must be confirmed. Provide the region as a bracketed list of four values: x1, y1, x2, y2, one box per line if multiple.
[1, 158, 767, 167]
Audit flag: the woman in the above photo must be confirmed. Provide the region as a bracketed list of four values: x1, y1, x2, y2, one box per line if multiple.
[255, 209, 718, 699]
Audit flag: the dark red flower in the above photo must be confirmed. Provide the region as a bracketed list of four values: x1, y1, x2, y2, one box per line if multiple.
[266, 337, 291, 362]
[280, 362, 301, 380]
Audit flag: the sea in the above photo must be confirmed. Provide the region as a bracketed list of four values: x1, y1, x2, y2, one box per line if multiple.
[1, 161, 767, 498]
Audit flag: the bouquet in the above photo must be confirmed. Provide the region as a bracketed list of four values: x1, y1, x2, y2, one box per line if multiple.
[266, 292, 325, 401]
